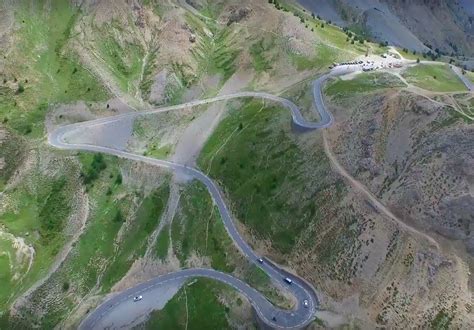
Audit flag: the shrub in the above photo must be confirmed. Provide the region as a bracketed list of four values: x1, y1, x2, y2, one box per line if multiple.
[115, 173, 122, 185]
[16, 83, 24, 94]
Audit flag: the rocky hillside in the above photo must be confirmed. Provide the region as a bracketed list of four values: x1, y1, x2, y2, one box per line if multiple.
[326, 77, 474, 254]
[0, 0, 472, 329]
[296, 0, 474, 58]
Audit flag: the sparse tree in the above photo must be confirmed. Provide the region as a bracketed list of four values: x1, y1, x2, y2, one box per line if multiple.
[16, 83, 24, 94]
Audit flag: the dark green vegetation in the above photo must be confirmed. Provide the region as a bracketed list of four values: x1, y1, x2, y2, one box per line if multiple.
[171, 181, 237, 272]
[198, 99, 345, 254]
[0, 129, 24, 190]
[95, 25, 144, 94]
[80, 153, 107, 185]
[101, 186, 169, 290]
[190, 19, 241, 81]
[250, 38, 275, 72]
[325, 72, 406, 97]
[143, 279, 231, 330]
[155, 224, 170, 260]
[429, 308, 455, 329]
[0, 0, 108, 138]
[38, 177, 72, 247]
[4, 153, 169, 328]
[0, 154, 78, 310]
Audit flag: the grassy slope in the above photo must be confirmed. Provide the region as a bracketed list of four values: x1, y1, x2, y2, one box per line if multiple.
[170, 181, 237, 272]
[1, 0, 108, 137]
[0, 0, 110, 313]
[401, 64, 467, 92]
[3, 154, 169, 328]
[198, 99, 345, 255]
[466, 71, 474, 84]
[92, 20, 145, 95]
[0, 157, 78, 310]
[144, 279, 231, 330]
[0, 129, 24, 190]
[325, 72, 406, 97]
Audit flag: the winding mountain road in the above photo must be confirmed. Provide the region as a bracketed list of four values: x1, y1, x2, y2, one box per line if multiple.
[49, 66, 358, 329]
[49, 59, 459, 328]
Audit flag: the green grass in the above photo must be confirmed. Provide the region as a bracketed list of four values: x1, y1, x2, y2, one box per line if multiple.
[6, 153, 169, 327]
[171, 181, 236, 272]
[430, 308, 454, 329]
[466, 71, 474, 84]
[325, 72, 406, 98]
[139, 47, 159, 100]
[0, 236, 21, 306]
[191, 24, 241, 81]
[101, 185, 169, 291]
[402, 64, 467, 92]
[250, 38, 274, 72]
[144, 279, 230, 329]
[0, 0, 108, 137]
[144, 144, 173, 159]
[0, 129, 24, 189]
[38, 177, 72, 247]
[290, 43, 338, 71]
[397, 48, 421, 61]
[97, 34, 144, 93]
[155, 225, 170, 260]
[0, 158, 79, 311]
[198, 99, 343, 254]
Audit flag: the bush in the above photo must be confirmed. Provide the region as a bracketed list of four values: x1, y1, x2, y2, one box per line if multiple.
[115, 173, 122, 185]
[16, 83, 24, 94]
[62, 282, 70, 292]
[113, 210, 124, 223]
[82, 154, 107, 184]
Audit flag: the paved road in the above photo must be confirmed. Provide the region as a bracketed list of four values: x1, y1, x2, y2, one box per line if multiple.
[48, 65, 359, 329]
[450, 65, 474, 91]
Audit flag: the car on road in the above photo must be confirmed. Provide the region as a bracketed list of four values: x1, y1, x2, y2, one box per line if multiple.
[284, 277, 293, 284]
[257, 258, 264, 264]
[303, 299, 309, 308]
[133, 295, 143, 302]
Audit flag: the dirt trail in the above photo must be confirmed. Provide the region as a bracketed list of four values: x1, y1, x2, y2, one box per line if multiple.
[144, 181, 181, 259]
[322, 131, 441, 250]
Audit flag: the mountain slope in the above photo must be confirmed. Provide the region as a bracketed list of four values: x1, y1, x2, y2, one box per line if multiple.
[296, 0, 474, 57]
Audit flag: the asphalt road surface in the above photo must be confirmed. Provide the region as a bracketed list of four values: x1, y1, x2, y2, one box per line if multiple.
[48, 64, 362, 329]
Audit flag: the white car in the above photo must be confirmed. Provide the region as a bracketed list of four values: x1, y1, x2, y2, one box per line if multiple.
[284, 277, 293, 284]
[133, 295, 143, 302]
[303, 300, 309, 308]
